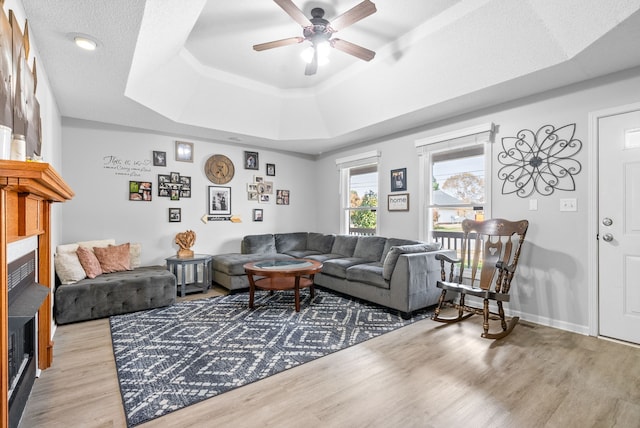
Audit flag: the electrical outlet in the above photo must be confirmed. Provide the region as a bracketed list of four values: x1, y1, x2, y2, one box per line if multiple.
[560, 198, 577, 211]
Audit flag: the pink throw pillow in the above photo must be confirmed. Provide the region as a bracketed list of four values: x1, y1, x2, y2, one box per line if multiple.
[93, 243, 131, 273]
[76, 246, 103, 279]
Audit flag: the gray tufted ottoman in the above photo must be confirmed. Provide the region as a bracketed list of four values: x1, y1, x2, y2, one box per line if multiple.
[54, 266, 176, 324]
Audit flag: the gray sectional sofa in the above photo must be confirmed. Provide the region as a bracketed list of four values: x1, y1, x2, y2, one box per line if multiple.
[212, 232, 455, 317]
[54, 266, 176, 325]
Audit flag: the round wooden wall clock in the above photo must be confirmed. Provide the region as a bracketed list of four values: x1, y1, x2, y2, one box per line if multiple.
[205, 154, 235, 184]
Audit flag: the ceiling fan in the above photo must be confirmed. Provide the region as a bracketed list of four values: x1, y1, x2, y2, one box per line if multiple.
[253, 0, 377, 76]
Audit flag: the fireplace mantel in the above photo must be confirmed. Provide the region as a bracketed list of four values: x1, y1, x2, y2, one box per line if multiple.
[1, 160, 74, 427]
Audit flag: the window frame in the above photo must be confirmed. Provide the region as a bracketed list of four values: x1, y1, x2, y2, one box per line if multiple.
[415, 123, 494, 242]
[336, 151, 380, 235]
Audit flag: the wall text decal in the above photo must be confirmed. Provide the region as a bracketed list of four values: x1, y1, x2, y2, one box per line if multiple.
[497, 123, 582, 197]
[103, 155, 152, 177]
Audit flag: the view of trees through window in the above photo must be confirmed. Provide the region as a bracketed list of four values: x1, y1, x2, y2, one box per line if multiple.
[431, 149, 485, 233]
[348, 165, 377, 234]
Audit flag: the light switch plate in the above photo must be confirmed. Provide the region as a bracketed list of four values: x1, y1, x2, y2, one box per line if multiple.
[560, 198, 577, 211]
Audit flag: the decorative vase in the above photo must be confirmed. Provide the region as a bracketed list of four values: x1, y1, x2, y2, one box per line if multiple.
[10, 134, 26, 161]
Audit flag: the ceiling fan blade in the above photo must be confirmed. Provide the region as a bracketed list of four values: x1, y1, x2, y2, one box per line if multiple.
[253, 37, 304, 51]
[330, 0, 377, 32]
[331, 39, 376, 61]
[305, 48, 318, 76]
[274, 0, 312, 27]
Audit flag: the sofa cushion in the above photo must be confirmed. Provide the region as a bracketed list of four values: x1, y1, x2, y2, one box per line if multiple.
[242, 234, 276, 254]
[380, 238, 423, 262]
[129, 243, 142, 269]
[283, 250, 321, 258]
[212, 253, 293, 276]
[321, 257, 368, 278]
[307, 233, 335, 253]
[275, 232, 308, 253]
[54, 252, 87, 284]
[94, 243, 131, 273]
[346, 262, 388, 289]
[76, 246, 103, 279]
[304, 253, 344, 263]
[353, 236, 387, 262]
[77, 239, 116, 251]
[331, 235, 359, 257]
[382, 242, 442, 280]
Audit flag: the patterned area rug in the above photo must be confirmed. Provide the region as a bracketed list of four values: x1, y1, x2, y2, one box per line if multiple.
[110, 289, 431, 427]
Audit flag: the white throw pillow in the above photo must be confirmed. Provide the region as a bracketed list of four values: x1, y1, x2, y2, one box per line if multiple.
[77, 239, 116, 252]
[54, 252, 87, 284]
[129, 243, 142, 269]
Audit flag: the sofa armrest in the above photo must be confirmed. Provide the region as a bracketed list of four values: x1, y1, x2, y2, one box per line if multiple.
[388, 249, 456, 311]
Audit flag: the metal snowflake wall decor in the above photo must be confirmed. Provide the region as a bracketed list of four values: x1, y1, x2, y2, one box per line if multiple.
[497, 123, 582, 197]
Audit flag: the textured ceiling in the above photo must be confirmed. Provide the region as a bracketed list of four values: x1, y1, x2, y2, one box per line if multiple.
[21, 0, 640, 156]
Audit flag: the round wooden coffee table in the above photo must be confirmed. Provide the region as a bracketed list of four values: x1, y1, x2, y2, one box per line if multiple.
[243, 259, 323, 312]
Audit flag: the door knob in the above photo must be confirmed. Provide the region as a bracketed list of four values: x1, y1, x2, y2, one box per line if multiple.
[602, 217, 613, 226]
[602, 233, 614, 242]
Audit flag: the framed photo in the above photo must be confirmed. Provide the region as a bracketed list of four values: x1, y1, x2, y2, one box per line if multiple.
[254, 175, 264, 183]
[169, 208, 181, 223]
[276, 189, 290, 205]
[259, 194, 270, 203]
[391, 168, 407, 192]
[170, 172, 180, 183]
[266, 163, 276, 176]
[153, 150, 166, 166]
[179, 176, 191, 198]
[208, 186, 231, 216]
[248, 191, 258, 201]
[388, 193, 409, 211]
[129, 181, 152, 201]
[264, 181, 273, 194]
[253, 208, 263, 222]
[175, 141, 194, 162]
[244, 151, 259, 170]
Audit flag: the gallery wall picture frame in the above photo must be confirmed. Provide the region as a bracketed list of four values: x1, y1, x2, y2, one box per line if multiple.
[175, 141, 194, 162]
[169, 207, 181, 222]
[153, 150, 167, 166]
[388, 193, 409, 211]
[266, 163, 276, 176]
[129, 181, 152, 201]
[391, 168, 407, 192]
[208, 185, 231, 216]
[253, 208, 263, 222]
[276, 189, 290, 205]
[244, 151, 259, 170]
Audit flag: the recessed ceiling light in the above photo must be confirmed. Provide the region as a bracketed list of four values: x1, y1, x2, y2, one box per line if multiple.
[73, 35, 97, 51]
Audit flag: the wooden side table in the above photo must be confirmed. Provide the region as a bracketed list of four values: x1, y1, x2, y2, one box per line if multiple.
[166, 254, 213, 297]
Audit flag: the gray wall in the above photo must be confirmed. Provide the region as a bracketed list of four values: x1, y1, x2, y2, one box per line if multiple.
[60, 125, 317, 266]
[315, 68, 640, 333]
[58, 67, 640, 334]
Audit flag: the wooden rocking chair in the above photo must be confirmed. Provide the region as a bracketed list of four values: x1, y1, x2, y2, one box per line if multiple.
[432, 218, 529, 339]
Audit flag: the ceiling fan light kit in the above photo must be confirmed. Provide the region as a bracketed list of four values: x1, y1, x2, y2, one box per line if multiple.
[253, 0, 377, 76]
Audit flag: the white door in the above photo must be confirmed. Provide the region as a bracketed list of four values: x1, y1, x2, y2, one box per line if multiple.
[598, 109, 640, 344]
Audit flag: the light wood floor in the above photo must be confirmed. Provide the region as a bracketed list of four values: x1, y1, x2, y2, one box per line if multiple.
[19, 288, 640, 428]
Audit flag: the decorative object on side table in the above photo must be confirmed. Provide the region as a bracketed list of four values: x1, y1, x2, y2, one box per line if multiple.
[175, 229, 196, 258]
[175, 141, 194, 162]
[391, 168, 407, 191]
[497, 123, 583, 197]
[388, 193, 409, 211]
